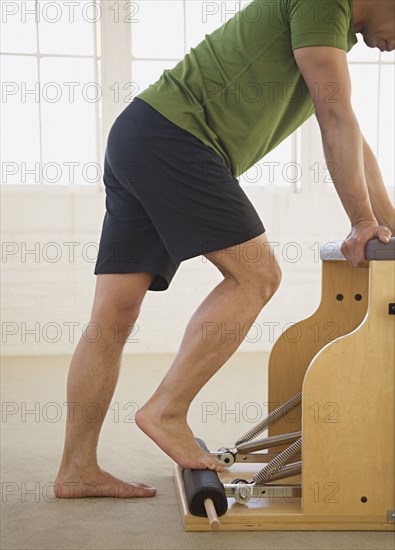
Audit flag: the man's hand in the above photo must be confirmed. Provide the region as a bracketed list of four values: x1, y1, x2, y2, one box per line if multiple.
[340, 221, 392, 267]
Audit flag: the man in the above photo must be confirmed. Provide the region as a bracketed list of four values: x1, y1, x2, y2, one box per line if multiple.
[55, 0, 395, 499]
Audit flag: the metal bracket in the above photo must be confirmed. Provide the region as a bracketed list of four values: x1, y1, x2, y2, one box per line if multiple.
[388, 509, 395, 523]
[215, 431, 302, 467]
[224, 483, 301, 504]
[213, 451, 279, 466]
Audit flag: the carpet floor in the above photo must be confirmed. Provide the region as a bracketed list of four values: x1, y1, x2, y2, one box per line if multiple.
[1, 353, 394, 550]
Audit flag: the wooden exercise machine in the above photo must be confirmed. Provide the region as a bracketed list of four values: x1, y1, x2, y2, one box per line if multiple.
[174, 237, 395, 531]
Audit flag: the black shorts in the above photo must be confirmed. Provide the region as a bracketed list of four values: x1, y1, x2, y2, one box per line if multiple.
[94, 97, 265, 291]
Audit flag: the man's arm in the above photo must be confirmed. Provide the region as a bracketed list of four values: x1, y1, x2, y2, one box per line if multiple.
[293, 45, 391, 266]
[362, 135, 395, 235]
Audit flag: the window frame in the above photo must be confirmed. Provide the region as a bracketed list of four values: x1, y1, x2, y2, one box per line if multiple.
[0, 0, 103, 192]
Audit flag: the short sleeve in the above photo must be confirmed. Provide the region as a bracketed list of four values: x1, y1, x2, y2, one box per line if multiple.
[287, 0, 355, 52]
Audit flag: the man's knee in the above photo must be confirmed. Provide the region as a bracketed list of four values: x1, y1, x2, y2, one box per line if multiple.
[89, 298, 141, 346]
[205, 233, 282, 301]
[92, 295, 141, 325]
[248, 261, 282, 302]
[91, 273, 152, 326]
[88, 274, 154, 345]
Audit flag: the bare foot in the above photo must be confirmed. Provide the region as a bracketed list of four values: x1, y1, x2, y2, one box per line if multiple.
[54, 466, 156, 499]
[135, 403, 225, 472]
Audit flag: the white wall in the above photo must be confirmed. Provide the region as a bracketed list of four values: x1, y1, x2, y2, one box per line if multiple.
[1, 118, 353, 356]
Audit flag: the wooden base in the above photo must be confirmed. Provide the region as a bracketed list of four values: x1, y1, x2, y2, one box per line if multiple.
[174, 463, 394, 531]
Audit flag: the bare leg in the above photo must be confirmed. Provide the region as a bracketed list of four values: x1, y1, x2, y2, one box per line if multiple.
[55, 273, 157, 499]
[136, 233, 281, 470]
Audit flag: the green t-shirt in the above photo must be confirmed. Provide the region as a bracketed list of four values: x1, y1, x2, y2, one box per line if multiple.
[136, 0, 357, 178]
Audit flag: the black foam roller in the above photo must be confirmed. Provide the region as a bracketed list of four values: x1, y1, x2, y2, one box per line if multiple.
[182, 438, 228, 517]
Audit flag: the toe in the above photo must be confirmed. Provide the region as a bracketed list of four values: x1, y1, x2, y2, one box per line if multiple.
[130, 482, 156, 489]
[122, 483, 156, 498]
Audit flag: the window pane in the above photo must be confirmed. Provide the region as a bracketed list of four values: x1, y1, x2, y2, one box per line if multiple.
[347, 34, 380, 63]
[131, 1, 184, 59]
[349, 64, 379, 153]
[380, 49, 395, 63]
[378, 65, 395, 188]
[40, 57, 97, 185]
[0, 0, 37, 54]
[132, 60, 180, 95]
[240, 137, 294, 187]
[0, 55, 40, 184]
[38, 1, 95, 55]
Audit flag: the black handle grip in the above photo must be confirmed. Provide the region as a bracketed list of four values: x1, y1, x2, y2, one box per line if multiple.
[365, 237, 395, 260]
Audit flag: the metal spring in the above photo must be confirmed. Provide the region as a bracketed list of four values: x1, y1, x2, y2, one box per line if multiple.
[235, 391, 302, 446]
[264, 461, 302, 482]
[252, 437, 302, 485]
